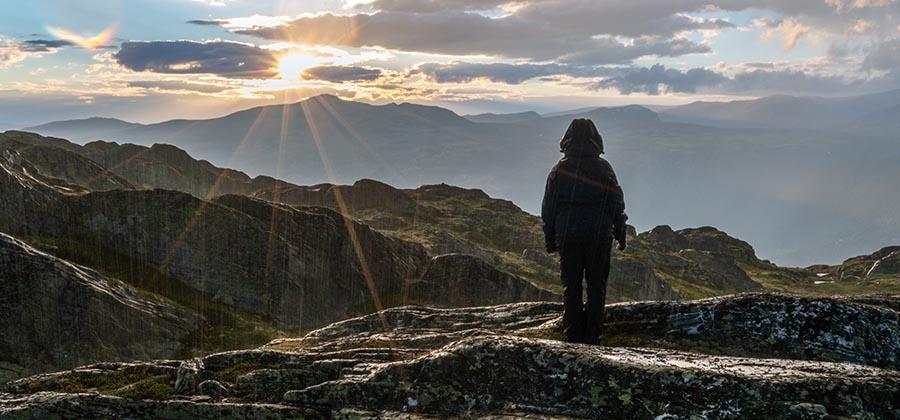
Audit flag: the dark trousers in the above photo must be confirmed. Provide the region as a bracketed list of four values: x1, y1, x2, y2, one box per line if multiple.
[559, 238, 612, 344]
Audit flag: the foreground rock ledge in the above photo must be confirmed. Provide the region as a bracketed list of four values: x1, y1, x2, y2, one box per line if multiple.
[2, 293, 898, 419]
[287, 335, 898, 418]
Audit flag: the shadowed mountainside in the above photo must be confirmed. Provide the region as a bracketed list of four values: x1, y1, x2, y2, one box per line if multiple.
[0, 233, 199, 384]
[0, 132, 559, 380]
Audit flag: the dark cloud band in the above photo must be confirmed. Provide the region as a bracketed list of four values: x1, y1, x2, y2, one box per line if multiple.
[115, 40, 278, 79]
[302, 65, 383, 82]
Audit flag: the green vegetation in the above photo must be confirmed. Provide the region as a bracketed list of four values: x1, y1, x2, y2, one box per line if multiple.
[216, 362, 263, 383]
[110, 375, 174, 400]
[23, 235, 285, 356]
[21, 366, 175, 400]
[264, 338, 317, 352]
[514, 327, 565, 342]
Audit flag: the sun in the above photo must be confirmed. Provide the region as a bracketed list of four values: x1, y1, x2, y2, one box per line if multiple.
[278, 53, 318, 80]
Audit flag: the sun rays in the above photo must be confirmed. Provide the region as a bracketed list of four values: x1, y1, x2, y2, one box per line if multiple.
[277, 52, 319, 81]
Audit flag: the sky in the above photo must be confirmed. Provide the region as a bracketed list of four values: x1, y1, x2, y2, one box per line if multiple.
[1, 0, 899, 126]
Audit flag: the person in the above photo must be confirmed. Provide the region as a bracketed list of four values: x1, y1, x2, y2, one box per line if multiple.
[541, 118, 627, 344]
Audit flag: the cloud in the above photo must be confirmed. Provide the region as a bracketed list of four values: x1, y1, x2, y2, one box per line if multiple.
[191, 0, 229, 6]
[114, 40, 279, 79]
[188, 15, 289, 30]
[350, 0, 510, 12]
[414, 62, 571, 84]
[592, 64, 869, 96]
[594, 64, 727, 95]
[231, 9, 716, 63]
[761, 19, 812, 51]
[725, 69, 861, 94]
[862, 38, 900, 71]
[302, 65, 383, 82]
[127, 80, 230, 93]
[189, 0, 900, 72]
[187, 19, 227, 26]
[559, 37, 710, 65]
[0, 37, 70, 68]
[20, 39, 74, 52]
[825, 0, 896, 12]
[409, 60, 868, 96]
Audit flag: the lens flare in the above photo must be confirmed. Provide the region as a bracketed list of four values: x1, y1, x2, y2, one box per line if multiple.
[47, 23, 118, 50]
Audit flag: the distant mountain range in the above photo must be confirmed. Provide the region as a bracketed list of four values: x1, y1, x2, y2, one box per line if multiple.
[25, 90, 900, 265]
[658, 89, 900, 130]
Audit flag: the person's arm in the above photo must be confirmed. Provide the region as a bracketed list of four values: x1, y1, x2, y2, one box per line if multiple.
[541, 167, 559, 253]
[607, 164, 627, 251]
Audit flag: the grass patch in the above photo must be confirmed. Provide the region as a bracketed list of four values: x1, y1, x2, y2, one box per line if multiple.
[22, 366, 175, 400]
[264, 338, 318, 352]
[110, 375, 174, 400]
[216, 362, 262, 383]
[514, 328, 565, 342]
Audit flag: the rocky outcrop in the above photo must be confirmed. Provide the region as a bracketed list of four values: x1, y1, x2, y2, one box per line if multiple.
[2, 294, 896, 418]
[288, 336, 896, 418]
[638, 225, 686, 251]
[0, 392, 312, 419]
[254, 179, 419, 216]
[407, 254, 558, 307]
[522, 248, 557, 269]
[0, 133, 132, 193]
[0, 233, 199, 383]
[426, 229, 496, 263]
[677, 226, 758, 262]
[52, 190, 429, 329]
[838, 245, 900, 281]
[607, 256, 681, 301]
[601, 293, 899, 369]
[675, 249, 763, 291]
[640, 225, 757, 263]
[0, 147, 82, 237]
[869, 250, 900, 277]
[78, 141, 257, 198]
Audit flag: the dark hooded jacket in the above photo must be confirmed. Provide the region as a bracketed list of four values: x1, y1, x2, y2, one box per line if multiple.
[541, 119, 625, 247]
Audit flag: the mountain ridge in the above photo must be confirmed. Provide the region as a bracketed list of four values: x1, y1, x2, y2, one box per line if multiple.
[22, 90, 900, 267]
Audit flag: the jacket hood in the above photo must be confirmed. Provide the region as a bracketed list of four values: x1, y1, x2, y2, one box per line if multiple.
[560, 118, 603, 157]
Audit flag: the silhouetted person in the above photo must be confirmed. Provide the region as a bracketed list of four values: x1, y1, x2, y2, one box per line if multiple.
[541, 119, 627, 344]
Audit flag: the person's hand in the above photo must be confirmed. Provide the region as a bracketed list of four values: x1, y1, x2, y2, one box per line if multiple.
[616, 237, 627, 251]
[546, 242, 558, 254]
